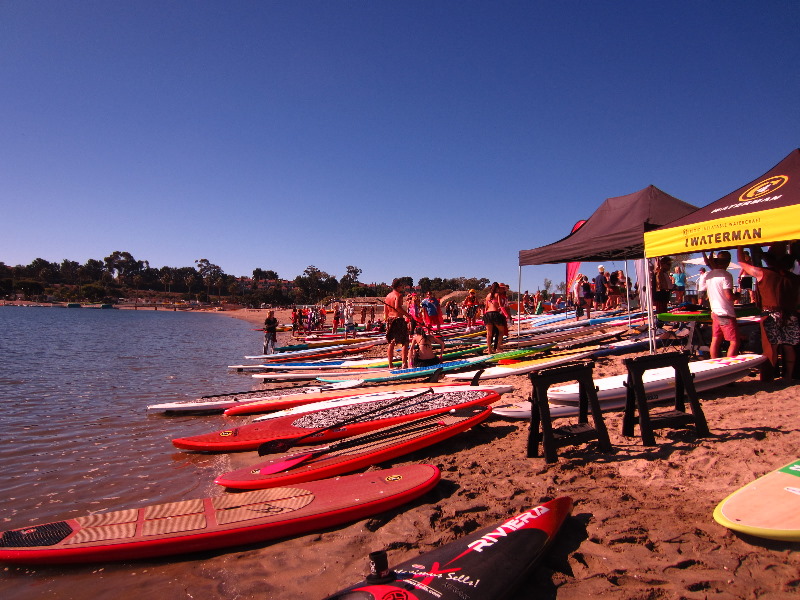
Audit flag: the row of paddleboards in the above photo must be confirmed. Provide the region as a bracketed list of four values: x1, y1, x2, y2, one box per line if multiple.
[172, 385, 510, 452]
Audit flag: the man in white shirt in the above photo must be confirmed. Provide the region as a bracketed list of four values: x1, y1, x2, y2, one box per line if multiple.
[702, 250, 739, 358]
[696, 267, 708, 307]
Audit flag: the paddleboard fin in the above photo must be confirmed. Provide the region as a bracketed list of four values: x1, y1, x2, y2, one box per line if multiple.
[425, 367, 444, 383]
[470, 369, 485, 386]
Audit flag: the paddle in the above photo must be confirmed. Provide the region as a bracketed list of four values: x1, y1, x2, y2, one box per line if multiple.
[256, 387, 436, 456]
[254, 415, 451, 474]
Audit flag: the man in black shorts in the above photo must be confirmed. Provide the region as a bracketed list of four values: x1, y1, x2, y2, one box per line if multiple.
[384, 278, 409, 368]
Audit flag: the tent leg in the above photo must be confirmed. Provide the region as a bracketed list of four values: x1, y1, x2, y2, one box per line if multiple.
[624, 260, 632, 328]
[517, 265, 522, 338]
[645, 259, 656, 354]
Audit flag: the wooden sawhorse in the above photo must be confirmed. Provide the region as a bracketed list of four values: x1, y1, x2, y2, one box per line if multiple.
[527, 361, 612, 464]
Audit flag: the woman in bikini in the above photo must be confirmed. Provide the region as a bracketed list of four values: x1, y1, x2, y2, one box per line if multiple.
[410, 326, 444, 368]
[483, 282, 508, 353]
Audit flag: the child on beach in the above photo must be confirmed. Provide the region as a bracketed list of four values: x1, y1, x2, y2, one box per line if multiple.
[462, 289, 479, 330]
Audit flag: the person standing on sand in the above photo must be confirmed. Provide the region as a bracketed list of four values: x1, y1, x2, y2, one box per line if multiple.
[671, 266, 687, 305]
[462, 289, 479, 330]
[343, 300, 357, 339]
[331, 303, 342, 335]
[421, 291, 443, 333]
[581, 275, 593, 320]
[653, 257, 673, 313]
[262, 311, 278, 354]
[737, 246, 800, 381]
[483, 282, 508, 354]
[702, 250, 739, 358]
[696, 268, 708, 307]
[594, 266, 608, 311]
[384, 279, 409, 368]
[406, 292, 421, 334]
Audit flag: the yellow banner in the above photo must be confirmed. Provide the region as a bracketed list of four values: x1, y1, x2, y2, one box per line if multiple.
[644, 204, 800, 257]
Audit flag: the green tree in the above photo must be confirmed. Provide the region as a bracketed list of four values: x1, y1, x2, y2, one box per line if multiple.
[339, 265, 363, 296]
[104, 251, 143, 284]
[159, 267, 174, 293]
[294, 265, 338, 303]
[195, 258, 223, 299]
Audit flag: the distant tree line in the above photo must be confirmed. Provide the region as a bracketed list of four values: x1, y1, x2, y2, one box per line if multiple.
[0, 252, 492, 307]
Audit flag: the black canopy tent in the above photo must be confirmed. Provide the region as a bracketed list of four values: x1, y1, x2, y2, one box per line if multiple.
[519, 185, 699, 265]
[517, 185, 698, 344]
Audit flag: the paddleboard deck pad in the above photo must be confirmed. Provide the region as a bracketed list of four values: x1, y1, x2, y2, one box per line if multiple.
[713, 458, 800, 542]
[323, 496, 572, 600]
[0, 464, 440, 565]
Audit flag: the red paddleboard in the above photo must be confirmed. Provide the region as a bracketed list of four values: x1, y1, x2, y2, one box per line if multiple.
[322, 496, 573, 599]
[174, 389, 501, 452]
[215, 407, 491, 490]
[0, 465, 440, 565]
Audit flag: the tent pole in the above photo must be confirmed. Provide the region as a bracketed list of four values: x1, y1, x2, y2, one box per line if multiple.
[645, 258, 656, 354]
[517, 265, 522, 338]
[624, 260, 631, 327]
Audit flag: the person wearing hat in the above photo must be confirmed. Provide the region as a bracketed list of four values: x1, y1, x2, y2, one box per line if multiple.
[593, 266, 608, 311]
[462, 289, 479, 330]
[737, 246, 800, 380]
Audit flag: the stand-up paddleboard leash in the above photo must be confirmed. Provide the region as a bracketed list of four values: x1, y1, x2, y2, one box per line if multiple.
[366, 550, 397, 584]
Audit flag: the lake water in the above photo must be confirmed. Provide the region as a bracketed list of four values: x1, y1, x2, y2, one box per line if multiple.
[0, 307, 271, 598]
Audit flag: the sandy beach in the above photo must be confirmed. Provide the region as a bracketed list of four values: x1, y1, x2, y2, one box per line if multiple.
[188, 308, 800, 599]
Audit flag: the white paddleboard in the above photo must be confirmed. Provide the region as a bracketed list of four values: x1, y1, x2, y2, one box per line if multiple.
[548, 354, 766, 405]
[147, 381, 362, 414]
[445, 349, 595, 381]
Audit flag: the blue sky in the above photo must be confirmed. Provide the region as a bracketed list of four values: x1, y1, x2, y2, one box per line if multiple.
[2, 1, 798, 291]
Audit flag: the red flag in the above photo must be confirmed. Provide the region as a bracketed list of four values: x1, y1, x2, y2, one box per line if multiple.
[566, 220, 587, 297]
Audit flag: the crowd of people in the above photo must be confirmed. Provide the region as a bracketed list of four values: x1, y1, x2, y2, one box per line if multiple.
[269, 244, 800, 379]
[383, 279, 513, 368]
[287, 302, 379, 338]
[569, 265, 632, 320]
[702, 245, 800, 381]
